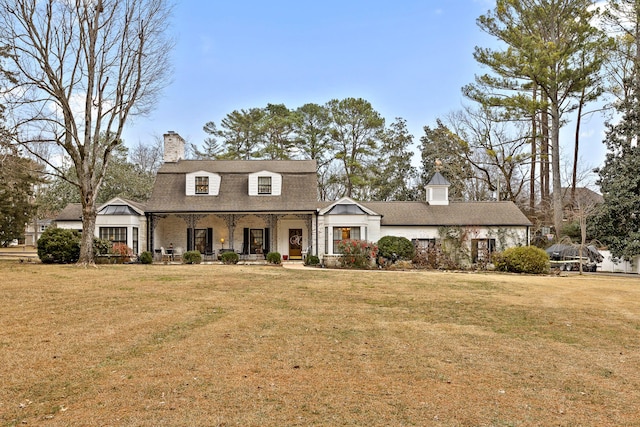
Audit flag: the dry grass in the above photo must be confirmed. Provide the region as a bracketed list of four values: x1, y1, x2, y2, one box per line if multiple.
[1, 261, 639, 426]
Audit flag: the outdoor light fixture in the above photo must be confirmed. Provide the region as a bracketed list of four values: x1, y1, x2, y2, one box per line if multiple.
[220, 237, 224, 249]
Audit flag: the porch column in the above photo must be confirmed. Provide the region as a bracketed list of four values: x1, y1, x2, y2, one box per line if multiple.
[149, 214, 166, 251]
[220, 214, 243, 251]
[177, 214, 207, 251]
[305, 214, 313, 256]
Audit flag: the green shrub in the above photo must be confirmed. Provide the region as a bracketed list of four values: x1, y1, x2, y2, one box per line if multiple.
[377, 236, 415, 262]
[266, 251, 281, 264]
[221, 251, 239, 264]
[140, 251, 153, 264]
[493, 246, 550, 274]
[182, 250, 202, 264]
[37, 227, 81, 264]
[305, 255, 320, 266]
[93, 238, 112, 256]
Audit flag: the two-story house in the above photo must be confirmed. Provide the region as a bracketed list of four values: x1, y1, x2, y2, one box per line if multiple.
[145, 132, 319, 260]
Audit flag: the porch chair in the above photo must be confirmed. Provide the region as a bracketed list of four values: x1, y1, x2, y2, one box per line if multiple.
[173, 247, 183, 262]
[160, 246, 171, 263]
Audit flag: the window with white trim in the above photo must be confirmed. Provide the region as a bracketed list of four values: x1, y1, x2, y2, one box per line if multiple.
[258, 176, 272, 194]
[99, 227, 127, 245]
[195, 176, 209, 194]
[333, 227, 361, 254]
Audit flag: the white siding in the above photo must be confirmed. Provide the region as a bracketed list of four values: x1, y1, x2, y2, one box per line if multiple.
[56, 221, 83, 231]
[96, 214, 148, 254]
[277, 218, 308, 257]
[317, 213, 381, 255]
[248, 171, 282, 196]
[427, 186, 449, 205]
[185, 171, 221, 196]
[380, 225, 528, 251]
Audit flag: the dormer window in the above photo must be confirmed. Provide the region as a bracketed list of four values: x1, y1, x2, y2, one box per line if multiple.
[248, 171, 281, 196]
[195, 176, 209, 194]
[258, 176, 272, 195]
[186, 171, 220, 196]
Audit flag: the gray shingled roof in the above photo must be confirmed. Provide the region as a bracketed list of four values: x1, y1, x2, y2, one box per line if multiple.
[55, 198, 148, 221]
[146, 159, 319, 213]
[360, 201, 532, 226]
[55, 203, 82, 221]
[158, 159, 317, 174]
[427, 172, 450, 186]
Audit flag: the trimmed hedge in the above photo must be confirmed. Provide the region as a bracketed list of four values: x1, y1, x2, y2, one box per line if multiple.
[140, 251, 153, 264]
[37, 227, 81, 264]
[377, 236, 415, 261]
[305, 255, 320, 266]
[493, 246, 550, 274]
[182, 250, 202, 264]
[266, 251, 281, 264]
[221, 251, 239, 264]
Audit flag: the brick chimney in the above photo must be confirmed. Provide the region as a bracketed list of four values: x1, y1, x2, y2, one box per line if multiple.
[163, 131, 185, 163]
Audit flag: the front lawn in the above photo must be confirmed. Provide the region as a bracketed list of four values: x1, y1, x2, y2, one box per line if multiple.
[1, 262, 638, 426]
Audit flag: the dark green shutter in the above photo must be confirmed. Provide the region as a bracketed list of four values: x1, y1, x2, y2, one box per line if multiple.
[264, 228, 270, 253]
[207, 228, 213, 253]
[243, 228, 249, 254]
[187, 228, 193, 251]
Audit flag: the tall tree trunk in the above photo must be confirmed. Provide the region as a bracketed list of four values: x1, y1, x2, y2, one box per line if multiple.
[80, 199, 98, 266]
[541, 106, 551, 222]
[572, 86, 585, 204]
[529, 87, 538, 217]
[551, 102, 563, 238]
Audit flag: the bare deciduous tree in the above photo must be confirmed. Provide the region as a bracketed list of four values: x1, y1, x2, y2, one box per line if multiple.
[0, 0, 173, 265]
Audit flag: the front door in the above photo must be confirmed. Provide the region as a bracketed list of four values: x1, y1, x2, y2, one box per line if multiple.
[289, 229, 302, 260]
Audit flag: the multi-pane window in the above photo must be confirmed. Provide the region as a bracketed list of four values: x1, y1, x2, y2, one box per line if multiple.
[412, 238, 436, 249]
[195, 176, 209, 194]
[132, 227, 139, 254]
[250, 229, 264, 254]
[194, 229, 208, 253]
[471, 238, 496, 263]
[258, 176, 272, 194]
[99, 227, 127, 245]
[332, 227, 360, 254]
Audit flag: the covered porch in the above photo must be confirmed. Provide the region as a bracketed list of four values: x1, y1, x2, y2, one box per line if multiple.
[147, 212, 316, 261]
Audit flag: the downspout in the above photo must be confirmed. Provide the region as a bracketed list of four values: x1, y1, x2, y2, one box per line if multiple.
[146, 213, 152, 253]
[315, 208, 319, 256]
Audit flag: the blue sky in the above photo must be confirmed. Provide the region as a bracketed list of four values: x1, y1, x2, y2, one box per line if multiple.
[122, 0, 607, 181]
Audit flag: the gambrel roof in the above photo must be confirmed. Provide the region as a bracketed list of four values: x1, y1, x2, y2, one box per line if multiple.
[146, 159, 319, 213]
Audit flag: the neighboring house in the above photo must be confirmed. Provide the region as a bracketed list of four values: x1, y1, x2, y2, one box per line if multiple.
[55, 197, 147, 255]
[535, 187, 604, 229]
[55, 131, 533, 263]
[22, 219, 52, 246]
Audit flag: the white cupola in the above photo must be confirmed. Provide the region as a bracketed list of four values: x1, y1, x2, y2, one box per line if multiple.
[426, 171, 450, 205]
